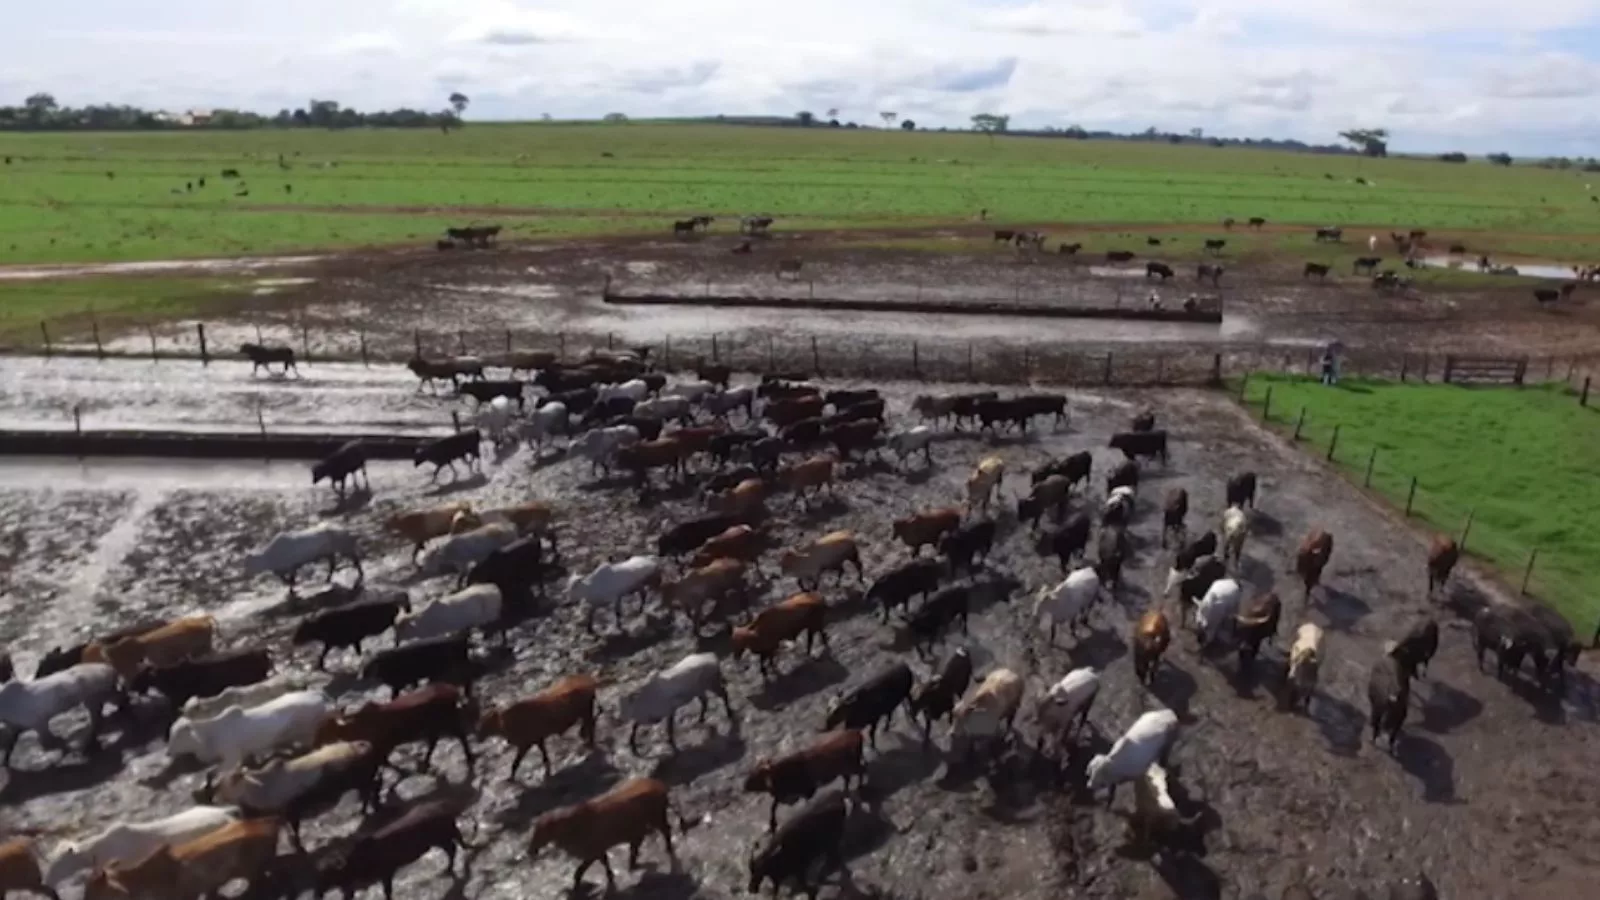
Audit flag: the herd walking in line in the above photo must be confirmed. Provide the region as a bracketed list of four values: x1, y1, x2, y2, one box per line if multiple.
[2, 339, 1580, 900]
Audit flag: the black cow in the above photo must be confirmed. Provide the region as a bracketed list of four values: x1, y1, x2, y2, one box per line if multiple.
[747, 790, 849, 898]
[743, 436, 787, 472]
[696, 363, 732, 388]
[414, 430, 481, 481]
[823, 662, 913, 746]
[703, 466, 759, 497]
[534, 368, 599, 394]
[583, 396, 637, 428]
[467, 536, 554, 600]
[992, 230, 1017, 242]
[657, 514, 740, 558]
[239, 343, 299, 377]
[1314, 227, 1343, 242]
[781, 417, 826, 448]
[1131, 409, 1156, 432]
[1534, 288, 1559, 305]
[1233, 592, 1281, 668]
[1174, 531, 1217, 573]
[976, 399, 1031, 434]
[1106, 250, 1135, 263]
[1527, 604, 1580, 692]
[0, 652, 10, 683]
[1058, 242, 1082, 256]
[1035, 512, 1091, 572]
[1016, 393, 1068, 427]
[1146, 262, 1174, 281]
[1177, 556, 1227, 621]
[547, 387, 599, 416]
[1303, 262, 1330, 280]
[609, 415, 662, 441]
[313, 799, 466, 899]
[1353, 256, 1382, 275]
[1203, 239, 1226, 254]
[1390, 617, 1439, 678]
[1106, 459, 1139, 493]
[128, 649, 272, 708]
[836, 398, 886, 424]
[1248, 217, 1265, 228]
[939, 519, 996, 575]
[458, 379, 526, 410]
[905, 585, 976, 653]
[312, 440, 369, 498]
[907, 648, 973, 741]
[949, 391, 998, 429]
[1096, 524, 1130, 592]
[1109, 430, 1169, 464]
[293, 595, 411, 669]
[361, 634, 475, 698]
[868, 558, 943, 623]
[1033, 451, 1090, 491]
[710, 429, 766, 467]
[1226, 472, 1257, 509]
[824, 389, 879, 410]
[1368, 654, 1414, 750]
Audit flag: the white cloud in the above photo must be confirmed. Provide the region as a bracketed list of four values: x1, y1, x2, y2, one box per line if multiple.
[6, 0, 1600, 153]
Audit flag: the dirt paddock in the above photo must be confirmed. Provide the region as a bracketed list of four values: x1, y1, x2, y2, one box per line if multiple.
[2, 377, 1599, 900]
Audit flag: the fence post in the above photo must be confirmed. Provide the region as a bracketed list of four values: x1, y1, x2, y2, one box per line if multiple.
[196, 323, 208, 365]
[1582, 376, 1591, 407]
[1103, 353, 1113, 385]
[1210, 353, 1222, 385]
[912, 341, 920, 377]
[413, 329, 422, 359]
[359, 331, 369, 367]
[1399, 355, 1408, 382]
[1326, 424, 1340, 461]
[451, 411, 461, 433]
[1364, 447, 1378, 487]
[301, 321, 311, 362]
[812, 336, 820, 375]
[1155, 355, 1165, 385]
[1520, 549, 1538, 596]
[1405, 477, 1418, 517]
[1547, 357, 1555, 380]
[767, 336, 774, 371]
[608, 332, 615, 351]
[1022, 346, 1030, 382]
[257, 401, 266, 439]
[1237, 372, 1249, 401]
[1261, 386, 1273, 422]
[1421, 354, 1429, 382]
[663, 335, 671, 370]
[255, 323, 264, 345]
[711, 334, 719, 363]
[1293, 407, 1306, 440]
[505, 329, 513, 354]
[92, 318, 104, 360]
[148, 326, 159, 362]
[40, 322, 51, 357]
[1459, 508, 1476, 552]
[73, 403, 82, 436]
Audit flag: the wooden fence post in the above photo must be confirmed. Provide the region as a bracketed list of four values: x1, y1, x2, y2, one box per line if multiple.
[711, 334, 719, 363]
[812, 336, 820, 375]
[1326, 424, 1340, 461]
[1210, 352, 1222, 385]
[505, 329, 513, 353]
[1405, 477, 1418, 517]
[1022, 346, 1030, 382]
[413, 329, 422, 359]
[73, 403, 82, 436]
[1460, 508, 1476, 552]
[255, 323, 264, 345]
[301, 321, 311, 362]
[92, 318, 104, 360]
[1293, 407, 1306, 440]
[608, 332, 615, 351]
[663, 335, 671, 370]
[767, 336, 774, 371]
[40, 322, 51, 357]
[912, 341, 920, 378]
[1582, 375, 1592, 407]
[967, 342, 974, 381]
[196, 323, 208, 365]
[451, 411, 461, 433]
[1364, 447, 1378, 487]
[1421, 354, 1430, 382]
[1261, 386, 1273, 421]
[1103, 353, 1113, 385]
[257, 402, 266, 439]
[148, 326, 159, 362]
[1520, 549, 1539, 596]
[1399, 355, 1408, 382]
[1547, 357, 1556, 380]
[359, 331, 369, 367]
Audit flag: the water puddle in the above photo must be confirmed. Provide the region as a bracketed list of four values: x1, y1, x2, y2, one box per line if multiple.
[0, 255, 325, 281]
[1419, 257, 1581, 280]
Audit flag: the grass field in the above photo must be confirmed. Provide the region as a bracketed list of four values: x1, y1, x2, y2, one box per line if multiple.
[0, 276, 248, 341]
[1239, 374, 1600, 629]
[4, 123, 1600, 264]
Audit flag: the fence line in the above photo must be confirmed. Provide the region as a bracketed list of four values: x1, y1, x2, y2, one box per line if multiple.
[1236, 377, 1597, 634]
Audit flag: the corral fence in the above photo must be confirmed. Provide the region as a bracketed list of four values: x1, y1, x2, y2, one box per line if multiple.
[1235, 374, 1598, 639]
[1442, 355, 1528, 386]
[15, 319, 1600, 396]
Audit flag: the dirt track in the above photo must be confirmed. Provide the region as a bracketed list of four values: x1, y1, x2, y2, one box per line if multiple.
[4, 375, 1599, 900]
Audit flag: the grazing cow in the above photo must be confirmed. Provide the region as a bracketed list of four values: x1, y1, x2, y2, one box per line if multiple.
[1296, 528, 1334, 600]
[733, 592, 830, 678]
[868, 558, 944, 622]
[966, 456, 1005, 512]
[779, 531, 862, 590]
[908, 649, 973, 741]
[951, 668, 1024, 763]
[824, 662, 913, 747]
[1106, 250, 1135, 263]
[1132, 611, 1171, 685]
[1248, 217, 1265, 228]
[1368, 654, 1414, 750]
[1314, 226, 1343, 242]
[476, 675, 598, 781]
[1109, 430, 1169, 464]
[1303, 262, 1331, 280]
[618, 653, 735, 753]
[1196, 263, 1223, 285]
[1225, 472, 1257, 509]
[1426, 535, 1459, 596]
[239, 343, 298, 377]
[1146, 262, 1174, 281]
[1161, 487, 1188, 548]
[312, 799, 467, 900]
[747, 789, 848, 897]
[1203, 239, 1226, 255]
[311, 440, 367, 497]
[1034, 512, 1092, 573]
[414, 430, 481, 481]
[127, 649, 272, 709]
[893, 507, 962, 556]
[84, 818, 281, 900]
[214, 741, 381, 840]
[86, 614, 217, 679]
[1353, 256, 1383, 275]
[360, 633, 474, 698]
[1233, 592, 1281, 668]
[1033, 450, 1091, 492]
[529, 778, 679, 894]
[1284, 623, 1323, 712]
[743, 730, 865, 831]
[1034, 567, 1104, 645]
[1086, 709, 1180, 805]
[0, 839, 56, 900]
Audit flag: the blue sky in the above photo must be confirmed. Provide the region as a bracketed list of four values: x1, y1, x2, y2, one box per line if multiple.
[5, 0, 1600, 154]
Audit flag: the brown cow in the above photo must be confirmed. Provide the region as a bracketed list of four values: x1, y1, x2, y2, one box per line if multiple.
[385, 502, 479, 562]
[663, 558, 748, 625]
[779, 531, 863, 590]
[315, 682, 476, 771]
[1296, 528, 1335, 601]
[477, 674, 598, 781]
[84, 615, 216, 679]
[0, 838, 57, 900]
[1426, 535, 1459, 596]
[83, 818, 279, 900]
[892, 507, 961, 556]
[1161, 487, 1188, 548]
[690, 524, 765, 570]
[481, 499, 557, 538]
[765, 395, 825, 428]
[732, 592, 830, 678]
[710, 479, 768, 523]
[742, 729, 866, 831]
[666, 425, 725, 472]
[779, 456, 835, 507]
[1132, 610, 1171, 686]
[528, 777, 679, 893]
[616, 437, 690, 486]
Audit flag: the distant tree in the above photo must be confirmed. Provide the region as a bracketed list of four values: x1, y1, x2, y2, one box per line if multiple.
[796, 110, 815, 126]
[880, 111, 897, 128]
[603, 112, 629, 123]
[1167, 134, 1182, 144]
[826, 108, 839, 119]
[1487, 152, 1513, 166]
[901, 119, 915, 131]
[1436, 152, 1468, 163]
[1338, 128, 1388, 157]
[1064, 124, 1088, 139]
[971, 113, 1009, 134]
[845, 121, 859, 129]
[1143, 125, 1159, 138]
[306, 99, 340, 128]
[1585, 160, 1600, 173]
[828, 119, 840, 128]
[1190, 127, 1203, 140]
[448, 92, 469, 116]
[541, 112, 552, 121]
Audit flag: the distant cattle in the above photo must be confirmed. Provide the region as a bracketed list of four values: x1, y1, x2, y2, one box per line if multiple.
[1145, 262, 1174, 281]
[239, 343, 298, 377]
[1314, 227, 1343, 242]
[1303, 262, 1330, 280]
[1203, 239, 1226, 254]
[1353, 256, 1382, 275]
[1248, 217, 1265, 228]
[1106, 250, 1136, 263]
[1058, 242, 1082, 256]
[1196, 263, 1223, 286]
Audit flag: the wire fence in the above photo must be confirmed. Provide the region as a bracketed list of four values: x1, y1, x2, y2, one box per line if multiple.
[1235, 374, 1598, 637]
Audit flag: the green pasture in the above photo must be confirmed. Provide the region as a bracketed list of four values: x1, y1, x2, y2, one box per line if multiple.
[3, 123, 1600, 263]
[1239, 374, 1600, 629]
[0, 276, 246, 342]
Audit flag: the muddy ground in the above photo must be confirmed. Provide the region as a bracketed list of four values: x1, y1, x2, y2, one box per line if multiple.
[4, 377, 1599, 900]
[20, 231, 1600, 382]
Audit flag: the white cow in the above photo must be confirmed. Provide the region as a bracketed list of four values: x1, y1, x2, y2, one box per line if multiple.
[597, 379, 650, 404]
[1086, 708, 1180, 804]
[395, 584, 503, 644]
[0, 663, 119, 765]
[182, 673, 319, 722]
[1038, 667, 1100, 746]
[167, 690, 329, 778]
[417, 522, 517, 579]
[243, 524, 362, 587]
[213, 741, 377, 830]
[572, 424, 640, 475]
[566, 555, 661, 633]
[887, 426, 935, 467]
[617, 652, 734, 753]
[636, 396, 692, 423]
[662, 380, 715, 404]
[476, 396, 516, 447]
[1221, 505, 1250, 568]
[1194, 577, 1243, 646]
[1033, 567, 1104, 645]
[44, 805, 243, 884]
[701, 386, 755, 420]
[519, 401, 570, 451]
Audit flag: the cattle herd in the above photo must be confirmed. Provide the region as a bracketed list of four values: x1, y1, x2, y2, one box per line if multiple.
[1, 343, 1585, 900]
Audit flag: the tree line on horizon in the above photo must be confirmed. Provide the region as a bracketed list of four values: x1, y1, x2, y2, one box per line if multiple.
[0, 93, 471, 132]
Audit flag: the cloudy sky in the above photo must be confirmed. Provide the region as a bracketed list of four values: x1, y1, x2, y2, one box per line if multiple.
[6, 0, 1600, 154]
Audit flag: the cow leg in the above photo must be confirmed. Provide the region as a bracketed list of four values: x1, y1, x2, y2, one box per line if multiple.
[629, 723, 643, 755]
